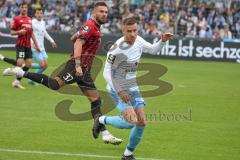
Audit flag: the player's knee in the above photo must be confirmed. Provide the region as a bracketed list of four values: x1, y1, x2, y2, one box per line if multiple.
[40, 63, 47, 68]
[16, 61, 24, 67]
[49, 78, 61, 90]
[137, 120, 146, 127]
[89, 95, 100, 103]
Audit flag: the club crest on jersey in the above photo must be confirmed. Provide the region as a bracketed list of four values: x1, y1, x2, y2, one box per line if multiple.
[82, 26, 90, 33]
[107, 54, 116, 64]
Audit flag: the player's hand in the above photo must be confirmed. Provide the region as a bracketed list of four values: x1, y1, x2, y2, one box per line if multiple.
[118, 91, 130, 103]
[75, 66, 83, 77]
[18, 29, 27, 35]
[36, 46, 41, 53]
[161, 32, 174, 42]
[51, 42, 57, 48]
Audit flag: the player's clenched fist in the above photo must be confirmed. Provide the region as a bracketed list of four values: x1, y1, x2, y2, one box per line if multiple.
[75, 66, 83, 77]
[18, 29, 27, 35]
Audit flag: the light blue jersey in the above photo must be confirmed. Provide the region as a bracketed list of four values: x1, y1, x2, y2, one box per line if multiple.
[31, 18, 55, 62]
[103, 35, 165, 112]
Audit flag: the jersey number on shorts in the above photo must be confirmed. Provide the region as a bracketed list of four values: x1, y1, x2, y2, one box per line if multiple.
[19, 52, 25, 58]
[63, 73, 74, 82]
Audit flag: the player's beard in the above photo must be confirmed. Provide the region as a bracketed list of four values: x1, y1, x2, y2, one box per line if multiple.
[96, 17, 106, 24]
[21, 11, 27, 16]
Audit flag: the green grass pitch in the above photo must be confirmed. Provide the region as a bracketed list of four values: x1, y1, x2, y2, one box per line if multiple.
[0, 50, 240, 160]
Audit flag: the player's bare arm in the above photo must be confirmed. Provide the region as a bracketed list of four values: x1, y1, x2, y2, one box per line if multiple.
[71, 32, 81, 43]
[74, 38, 85, 76]
[31, 32, 41, 52]
[11, 29, 27, 35]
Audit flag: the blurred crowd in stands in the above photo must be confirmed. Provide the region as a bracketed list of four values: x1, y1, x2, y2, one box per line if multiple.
[0, 0, 239, 40]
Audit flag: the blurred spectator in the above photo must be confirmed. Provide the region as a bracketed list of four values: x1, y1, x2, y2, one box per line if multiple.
[82, 6, 91, 22]
[0, 16, 7, 29]
[212, 27, 221, 40]
[0, 2, 8, 17]
[0, 0, 239, 40]
[147, 18, 156, 35]
[236, 17, 240, 35]
[44, 4, 54, 18]
[220, 24, 232, 39]
[177, 10, 188, 37]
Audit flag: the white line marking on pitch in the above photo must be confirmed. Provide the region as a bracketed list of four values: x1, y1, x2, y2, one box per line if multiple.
[0, 148, 165, 160]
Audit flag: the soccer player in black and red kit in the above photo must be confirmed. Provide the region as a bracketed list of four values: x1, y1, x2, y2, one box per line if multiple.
[3, 2, 122, 145]
[1, 2, 40, 89]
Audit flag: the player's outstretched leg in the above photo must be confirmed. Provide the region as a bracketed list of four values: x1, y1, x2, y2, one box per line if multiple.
[0, 54, 17, 66]
[3, 67, 61, 90]
[0, 55, 26, 89]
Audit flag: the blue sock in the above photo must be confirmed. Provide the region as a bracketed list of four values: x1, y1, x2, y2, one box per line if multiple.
[31, 63, 41, 69]
[105, 116, 134, 129]
[127, 126, 145, 152]
[35, 67, 46, 74]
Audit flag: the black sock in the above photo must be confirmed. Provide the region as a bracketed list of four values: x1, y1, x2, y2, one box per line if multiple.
[23, 72, 60, 90]
[24, 72, 50, 87]
[16, 77, 22, 81]
[91, 99, 106, 132]
[3, 57, 17, 66]
[22, 66, 30, 72]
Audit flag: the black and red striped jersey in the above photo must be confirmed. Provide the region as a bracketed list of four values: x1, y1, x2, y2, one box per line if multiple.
[70, 19, 101, 69]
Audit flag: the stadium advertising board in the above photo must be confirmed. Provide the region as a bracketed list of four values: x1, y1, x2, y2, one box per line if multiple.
[1, 30, 239, 62]
[150, 38, 240, 62]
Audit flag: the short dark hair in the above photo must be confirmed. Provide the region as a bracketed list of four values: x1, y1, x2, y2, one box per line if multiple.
[123, 17, 137, 25]
[94, 2, 108, 9]
[34, 8, 43, 14]
[19, 2, 27, 7]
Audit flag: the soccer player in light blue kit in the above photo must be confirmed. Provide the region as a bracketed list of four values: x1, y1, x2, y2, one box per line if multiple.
[94, 17, 173, 160]
[29, 8, 57, 85]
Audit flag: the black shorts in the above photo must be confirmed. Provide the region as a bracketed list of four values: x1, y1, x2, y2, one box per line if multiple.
[16, 45, 32, 59]
[56, 60, 96, 91]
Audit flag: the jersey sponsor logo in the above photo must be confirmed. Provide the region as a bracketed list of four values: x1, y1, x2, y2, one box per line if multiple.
[82, 26, 90, 33]
[107, 54, 116, 64]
